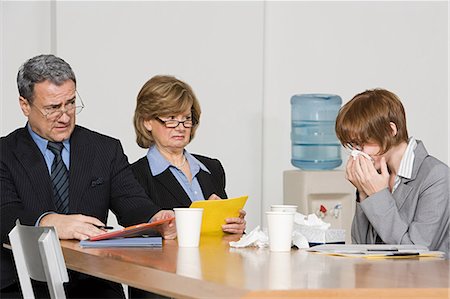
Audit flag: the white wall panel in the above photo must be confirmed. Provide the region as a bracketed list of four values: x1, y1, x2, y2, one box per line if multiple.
[1, 1, 53, 134]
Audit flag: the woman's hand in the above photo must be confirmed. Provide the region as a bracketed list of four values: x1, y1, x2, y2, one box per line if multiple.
[352, 156, 390, 198]
[346, 158, 368, 201]
[222, 209, 246, 234]
[151, 210, 177, 239]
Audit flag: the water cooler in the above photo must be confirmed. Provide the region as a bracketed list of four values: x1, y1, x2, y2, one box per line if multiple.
[287, 93, 355, 244]
[283, 170, 356, 244]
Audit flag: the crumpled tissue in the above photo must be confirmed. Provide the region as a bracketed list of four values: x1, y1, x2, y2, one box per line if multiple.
[229, 213, 345, 249]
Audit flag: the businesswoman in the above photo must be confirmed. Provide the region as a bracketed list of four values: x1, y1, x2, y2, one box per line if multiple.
[129, 75, 246, 298]
[335, 88, 449, 256]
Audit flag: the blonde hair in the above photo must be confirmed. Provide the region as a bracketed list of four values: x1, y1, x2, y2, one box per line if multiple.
[335, 88, 408, 154]
[134, 75, 201, 148]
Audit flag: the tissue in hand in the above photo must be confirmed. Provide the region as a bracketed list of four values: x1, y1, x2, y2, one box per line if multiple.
[294, 213, 345, 245]
[350, 149, 374, 162]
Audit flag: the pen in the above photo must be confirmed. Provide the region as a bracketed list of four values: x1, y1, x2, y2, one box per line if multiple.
[367, 248, 398, 252]
[95, 225, 114, 230]
[389, 252, 420, 256]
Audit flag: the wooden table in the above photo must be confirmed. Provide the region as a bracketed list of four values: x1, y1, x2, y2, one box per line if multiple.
[61, 234, 449, 299]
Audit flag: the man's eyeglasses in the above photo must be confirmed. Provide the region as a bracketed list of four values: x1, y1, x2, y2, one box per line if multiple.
[156, 117, 193, 128]
[27, 91, 85, 121]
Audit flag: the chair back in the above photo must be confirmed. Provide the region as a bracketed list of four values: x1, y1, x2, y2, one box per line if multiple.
[8, 219, 69, 299]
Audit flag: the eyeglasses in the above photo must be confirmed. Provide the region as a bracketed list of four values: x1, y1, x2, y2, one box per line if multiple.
[27, 91, 85, 121]
[156, 117, 193, 128]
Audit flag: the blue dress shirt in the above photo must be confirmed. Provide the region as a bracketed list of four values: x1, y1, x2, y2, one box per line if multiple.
[146, 145, 211, 202]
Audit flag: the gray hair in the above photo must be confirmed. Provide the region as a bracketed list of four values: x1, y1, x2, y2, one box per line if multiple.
[17, 54, 76, 102]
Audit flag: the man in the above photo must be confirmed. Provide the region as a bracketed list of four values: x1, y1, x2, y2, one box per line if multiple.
[0, 54, 176, 298]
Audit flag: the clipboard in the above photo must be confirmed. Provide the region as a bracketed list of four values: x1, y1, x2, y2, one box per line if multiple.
[88, 217, 174, 241]
[189, 195, 248, 234]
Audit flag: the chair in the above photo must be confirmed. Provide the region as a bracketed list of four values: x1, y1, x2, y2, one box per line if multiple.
[8, 219, 69, 299]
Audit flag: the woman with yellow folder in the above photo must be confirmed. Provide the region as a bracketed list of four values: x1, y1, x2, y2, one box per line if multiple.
[129, 75, 246, 298]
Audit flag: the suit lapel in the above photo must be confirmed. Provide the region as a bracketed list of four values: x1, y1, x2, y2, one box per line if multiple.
[69, 127, 95, 212]
[197, 170, 216, 199]
[154, 169, 192, 207]
[15, 128, 54, 209]
[393, 179, 413, 210]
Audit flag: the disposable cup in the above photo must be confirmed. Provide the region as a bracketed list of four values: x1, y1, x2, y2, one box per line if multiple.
[174, 208, 203, 247]
[266, 211, 295, 252]
[270, 205, 298, 213]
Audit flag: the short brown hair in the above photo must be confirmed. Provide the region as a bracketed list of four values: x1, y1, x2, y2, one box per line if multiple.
[134, 75, 201, 148]
[335, 88, 408, 154]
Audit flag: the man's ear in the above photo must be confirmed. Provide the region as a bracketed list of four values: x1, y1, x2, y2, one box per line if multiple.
[390, 122, 398, 137]
[144, 120, 152, 131]
[19, 96, 31, 116]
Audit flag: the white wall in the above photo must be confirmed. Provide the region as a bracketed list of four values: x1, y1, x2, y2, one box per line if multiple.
[1, 1, 448, 231]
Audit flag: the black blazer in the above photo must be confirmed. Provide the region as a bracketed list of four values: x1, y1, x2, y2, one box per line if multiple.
[0, 125, 160, 288]
[131, 154, 228, 209]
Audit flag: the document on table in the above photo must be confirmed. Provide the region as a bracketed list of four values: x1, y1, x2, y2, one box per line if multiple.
[307, 244, 446, 258]
[80, 237, 162, 248]
[87, 217, 174, 241]
[190, 195, 248, 234]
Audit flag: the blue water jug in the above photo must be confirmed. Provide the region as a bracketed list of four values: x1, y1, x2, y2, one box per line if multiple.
[291, 94, 342, 170]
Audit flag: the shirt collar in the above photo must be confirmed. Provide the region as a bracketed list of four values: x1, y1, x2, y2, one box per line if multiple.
[27, 123, 70, 155]
[397, 137, 417, 180]
[146, 145, 210, 176]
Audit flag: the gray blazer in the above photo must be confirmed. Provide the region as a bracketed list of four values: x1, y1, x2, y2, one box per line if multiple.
[352, 140, 449, 256]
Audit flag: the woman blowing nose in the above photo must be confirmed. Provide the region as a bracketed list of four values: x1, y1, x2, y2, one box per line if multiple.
[335, 88, 449, 256]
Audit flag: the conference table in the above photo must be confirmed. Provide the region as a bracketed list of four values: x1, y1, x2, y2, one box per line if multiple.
[61, 234, 449, 298]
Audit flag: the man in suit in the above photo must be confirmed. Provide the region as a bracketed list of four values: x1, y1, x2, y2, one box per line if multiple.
[0, 54, 176, 298]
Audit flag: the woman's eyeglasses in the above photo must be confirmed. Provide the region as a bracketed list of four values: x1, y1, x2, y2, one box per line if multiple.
[156, 117, 193, 128]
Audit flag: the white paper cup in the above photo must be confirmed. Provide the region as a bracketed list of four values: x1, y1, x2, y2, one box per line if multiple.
[270, 205, 298, 213]
[266, 211, 295, 252]
[174, 208, 203, 247]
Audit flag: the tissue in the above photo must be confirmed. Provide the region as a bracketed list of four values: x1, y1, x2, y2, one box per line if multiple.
[294, 213, 345, 244]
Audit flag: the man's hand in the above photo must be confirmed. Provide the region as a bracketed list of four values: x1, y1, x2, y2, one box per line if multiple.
[151, 210, 176, 239]
[39, 214, 106, 240]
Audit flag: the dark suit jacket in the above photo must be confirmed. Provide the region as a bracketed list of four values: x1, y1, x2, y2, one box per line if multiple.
[0, 125, 160, 289]
[131, 154, 227, 209]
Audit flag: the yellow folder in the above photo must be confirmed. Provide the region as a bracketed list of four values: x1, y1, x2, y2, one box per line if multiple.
[189, 195, 248, 234]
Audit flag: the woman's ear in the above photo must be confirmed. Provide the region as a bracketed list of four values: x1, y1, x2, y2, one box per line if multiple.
[143, 120, 152, 131]
[390, 122, 398, 137]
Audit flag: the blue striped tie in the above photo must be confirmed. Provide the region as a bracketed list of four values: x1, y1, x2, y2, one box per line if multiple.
[47, 142, 69, 214]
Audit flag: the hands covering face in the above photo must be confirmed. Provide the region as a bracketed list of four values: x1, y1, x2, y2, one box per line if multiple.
[346, 154, 390, 201]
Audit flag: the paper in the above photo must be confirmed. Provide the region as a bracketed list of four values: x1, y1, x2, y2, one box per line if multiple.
[190, 196, 248, 234]
[294, 213, 345, 244]
[307, 244, 445, 258]
[80, 237, 162, 248]
[88, 217, 174, 241]
[229, 226, 268, 248]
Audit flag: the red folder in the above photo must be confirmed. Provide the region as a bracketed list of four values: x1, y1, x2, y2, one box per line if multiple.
[88, 217, 174, 241]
